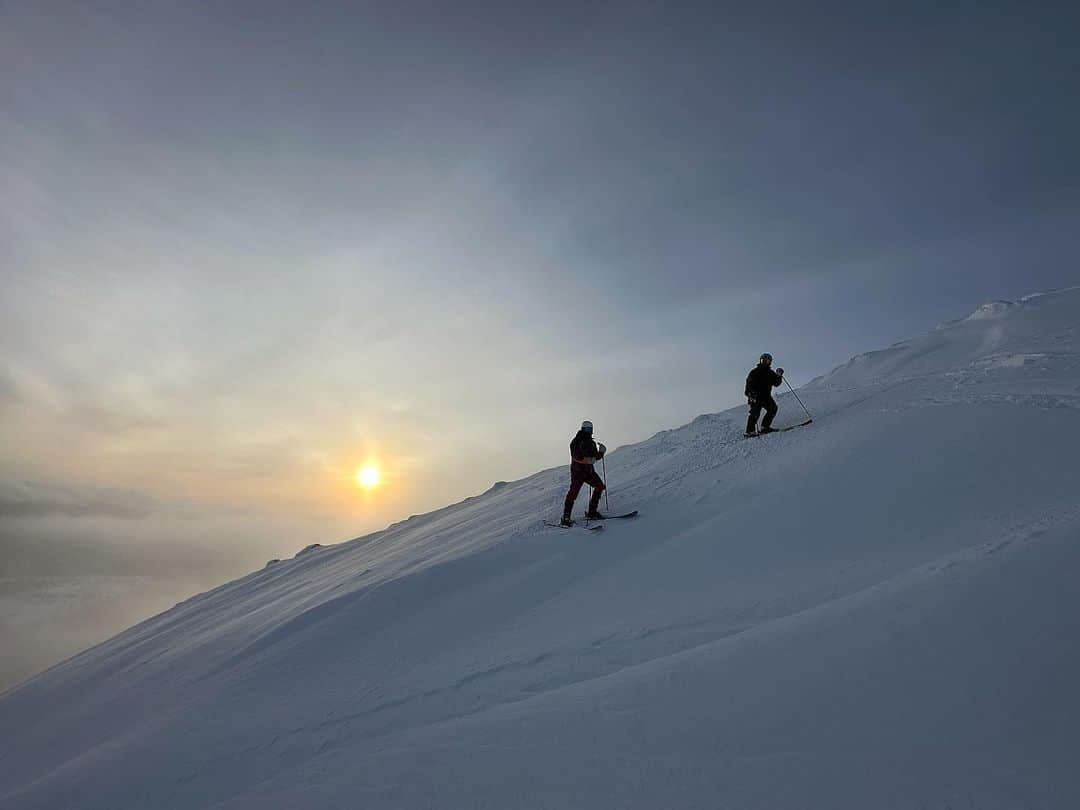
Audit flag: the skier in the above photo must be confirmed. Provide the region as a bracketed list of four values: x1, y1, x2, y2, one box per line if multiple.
[561, 420, 606, 526]
[745, 353, 785, 436]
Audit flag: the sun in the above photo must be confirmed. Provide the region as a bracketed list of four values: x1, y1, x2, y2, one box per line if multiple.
[355, 464, 381, 490]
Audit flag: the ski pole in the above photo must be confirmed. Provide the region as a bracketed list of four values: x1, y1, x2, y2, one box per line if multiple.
[784, 377, 813, 421]
[602, 455, 610, 511]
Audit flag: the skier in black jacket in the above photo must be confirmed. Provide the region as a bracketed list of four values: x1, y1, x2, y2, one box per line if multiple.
[745, 353, 785, 436]
[561, 420, 606, 526]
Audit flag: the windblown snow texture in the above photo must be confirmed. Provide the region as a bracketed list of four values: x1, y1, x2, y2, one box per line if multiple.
[2, 289, 1080, 809]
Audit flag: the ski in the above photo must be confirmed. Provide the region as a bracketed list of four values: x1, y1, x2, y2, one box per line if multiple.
[543, 521, 604, 532]
[745, 419, 813, 438]
[585, 510, 639, 521]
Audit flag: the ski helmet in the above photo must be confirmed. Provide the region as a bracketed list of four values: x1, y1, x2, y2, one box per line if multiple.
[581, 420, 593, 433]
[759, 353, 773, 364]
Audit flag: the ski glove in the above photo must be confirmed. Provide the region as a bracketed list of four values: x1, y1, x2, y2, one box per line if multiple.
[776, 368, 784, 377]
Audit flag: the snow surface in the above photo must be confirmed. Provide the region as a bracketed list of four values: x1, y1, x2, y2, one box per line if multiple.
[2, 289, 1079, 809]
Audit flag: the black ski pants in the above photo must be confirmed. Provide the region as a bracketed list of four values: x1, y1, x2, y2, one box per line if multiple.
[747, 394, 778, 432]
[564, 464, 605, 516]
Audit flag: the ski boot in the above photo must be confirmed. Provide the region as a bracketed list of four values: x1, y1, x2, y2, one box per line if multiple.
[585, 510, 605, 521]
[759, 426, 776, 434]
[560, 514, 574, 527]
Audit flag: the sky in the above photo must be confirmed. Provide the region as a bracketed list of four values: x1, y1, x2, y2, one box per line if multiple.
[2, 1, 1079, 687]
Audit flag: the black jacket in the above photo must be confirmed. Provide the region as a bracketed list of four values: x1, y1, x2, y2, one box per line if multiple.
[569, 430, 604, 469]
[745, 365, 783, 400]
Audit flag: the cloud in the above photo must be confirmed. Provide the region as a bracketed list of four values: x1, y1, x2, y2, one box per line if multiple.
[0, 480, 156, 520]
[0, 362, 60, 411]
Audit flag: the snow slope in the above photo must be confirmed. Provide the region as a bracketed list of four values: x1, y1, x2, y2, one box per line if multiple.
[2, 289, 1079, 809]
